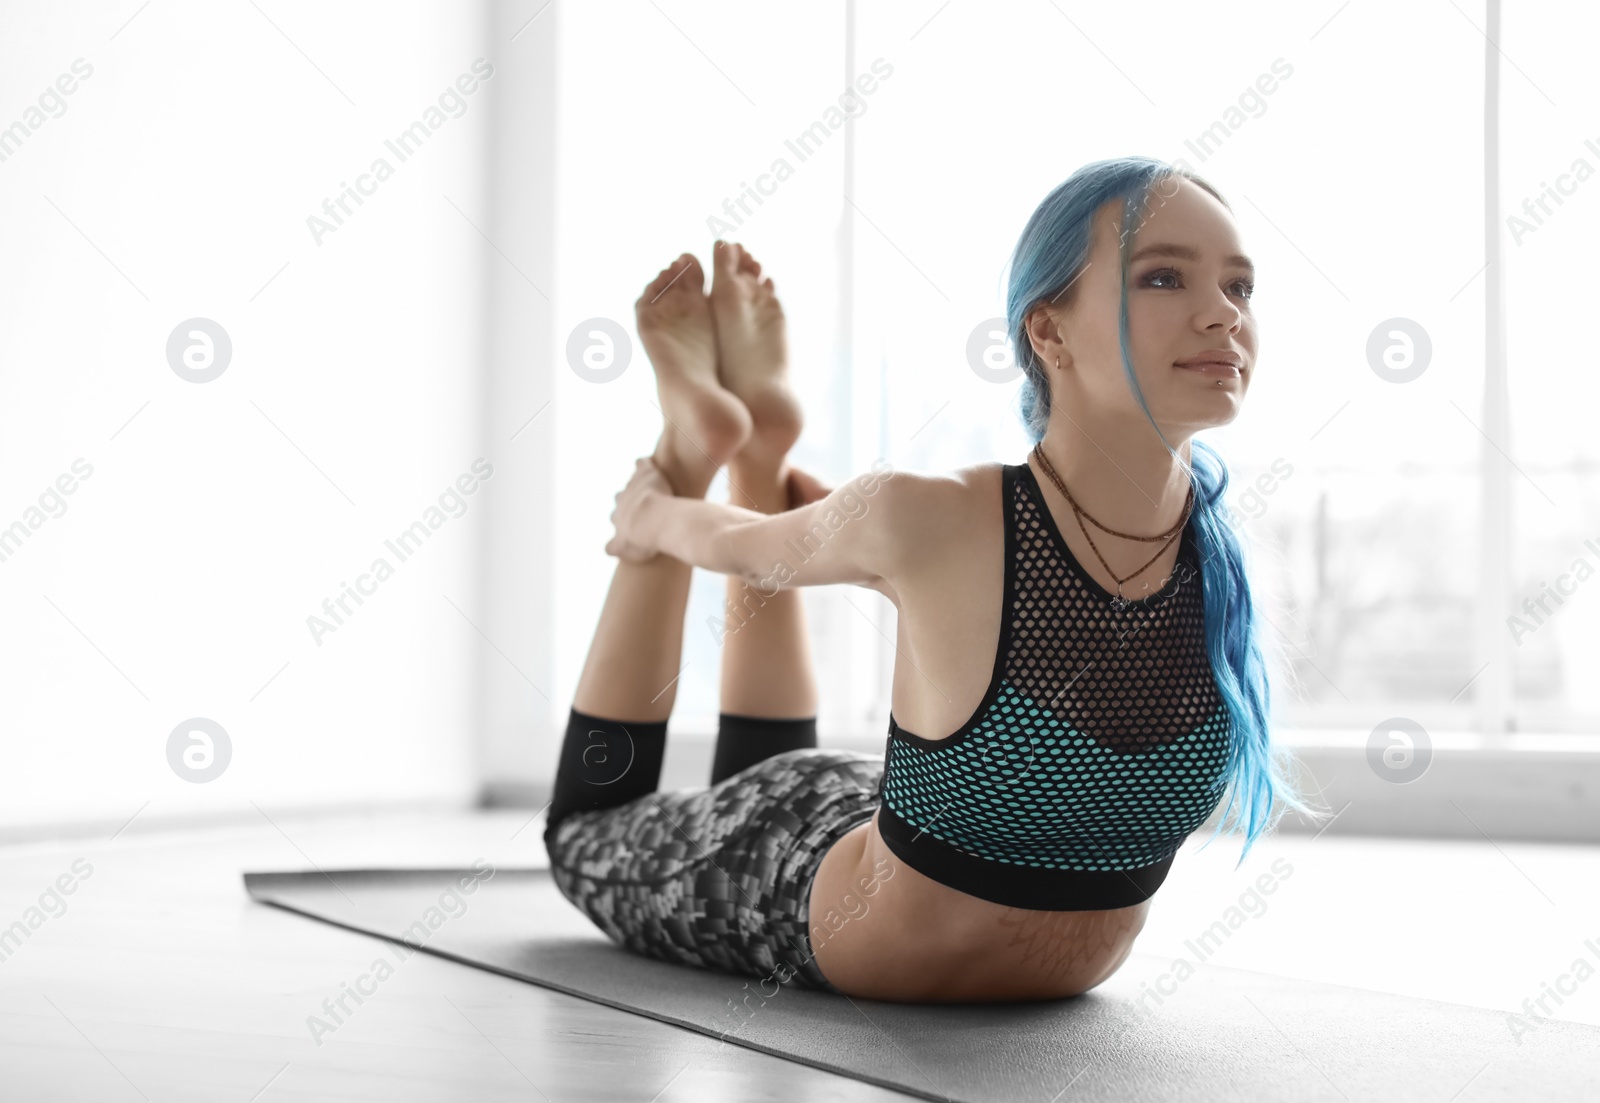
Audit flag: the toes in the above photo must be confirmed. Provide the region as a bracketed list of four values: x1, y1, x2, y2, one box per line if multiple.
[641, 257, 684, 302]
[709, 242, 733, 296]
[641, 254, 704, 304]
[679, 253, 706, 291]
[709, 240, 773, 303]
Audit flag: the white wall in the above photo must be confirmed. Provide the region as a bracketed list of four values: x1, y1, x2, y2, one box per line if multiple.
[0, 1, 495, 834]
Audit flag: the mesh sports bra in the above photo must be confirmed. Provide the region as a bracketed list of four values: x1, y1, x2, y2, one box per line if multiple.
[874, 459, 1233, 911]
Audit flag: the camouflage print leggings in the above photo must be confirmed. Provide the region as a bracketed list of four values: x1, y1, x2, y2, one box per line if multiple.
[544, 748, 884, 992]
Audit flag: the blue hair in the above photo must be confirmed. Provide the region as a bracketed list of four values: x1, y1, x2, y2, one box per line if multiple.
[1005, 156, 1327, 867]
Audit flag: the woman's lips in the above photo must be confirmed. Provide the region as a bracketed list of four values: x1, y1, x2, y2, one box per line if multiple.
[1175, 360, 1242, 378]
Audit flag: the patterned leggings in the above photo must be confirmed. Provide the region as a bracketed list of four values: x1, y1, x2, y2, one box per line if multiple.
[543, 710, 884, 993]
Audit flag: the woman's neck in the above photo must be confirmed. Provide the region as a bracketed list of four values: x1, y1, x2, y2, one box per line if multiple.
[1030, 432, 1194, 538]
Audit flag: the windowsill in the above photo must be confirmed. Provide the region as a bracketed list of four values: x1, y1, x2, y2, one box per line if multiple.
[659, 716, 1600, 756]
[1273, 727, 1600, 755]
[630, 721, 1600, 845]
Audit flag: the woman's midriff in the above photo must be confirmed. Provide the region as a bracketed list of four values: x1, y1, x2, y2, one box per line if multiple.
[806, 808, 1150, 1002]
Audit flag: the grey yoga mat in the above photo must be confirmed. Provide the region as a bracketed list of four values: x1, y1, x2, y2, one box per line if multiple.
[243, 866, 1600, 1103]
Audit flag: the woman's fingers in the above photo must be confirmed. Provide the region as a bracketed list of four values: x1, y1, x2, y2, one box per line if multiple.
[606, 455, 671, 560]
[604, 532, 648, 562]
[785, 465, 834, 509]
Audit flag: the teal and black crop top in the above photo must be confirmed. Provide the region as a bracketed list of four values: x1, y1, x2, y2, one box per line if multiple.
[875, 459, 1233, 911]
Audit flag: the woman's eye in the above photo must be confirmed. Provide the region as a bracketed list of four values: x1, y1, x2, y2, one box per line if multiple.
[1142, 268, 1255, 300]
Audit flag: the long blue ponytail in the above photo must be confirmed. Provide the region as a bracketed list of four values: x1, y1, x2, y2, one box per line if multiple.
[1005, 156, 1328, 866]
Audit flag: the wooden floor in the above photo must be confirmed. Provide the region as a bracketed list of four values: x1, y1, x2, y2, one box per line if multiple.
[2, 808, 1597, 1101]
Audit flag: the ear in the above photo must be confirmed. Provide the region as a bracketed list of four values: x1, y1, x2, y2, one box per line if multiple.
[1024, 302, 1066, 371]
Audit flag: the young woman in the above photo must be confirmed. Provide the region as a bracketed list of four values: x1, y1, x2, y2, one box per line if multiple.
[543, 156, 1320, 1003]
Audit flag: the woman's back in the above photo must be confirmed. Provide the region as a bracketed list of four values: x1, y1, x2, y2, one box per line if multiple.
[808, 454, 1229, 1001]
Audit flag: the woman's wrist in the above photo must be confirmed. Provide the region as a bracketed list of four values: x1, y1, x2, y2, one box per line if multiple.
[640, 490, 680, 559]
[652, 494, 759, 574]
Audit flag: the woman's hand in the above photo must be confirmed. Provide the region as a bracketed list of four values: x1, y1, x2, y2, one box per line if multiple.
[605, 457, 672, 562]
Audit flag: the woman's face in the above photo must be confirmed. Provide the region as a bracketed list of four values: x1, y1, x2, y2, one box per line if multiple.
[1037, 176, 1257, 436]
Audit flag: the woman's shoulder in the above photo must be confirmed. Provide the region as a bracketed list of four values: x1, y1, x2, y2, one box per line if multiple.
[871, 460, 1005, 530]
[845, 461, 1005, 597]
[899, 459, 1004, 497]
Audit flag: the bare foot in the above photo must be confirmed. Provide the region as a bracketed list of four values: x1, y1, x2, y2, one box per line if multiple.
[709, 241, 804, 468]
[635, 253, 753, 496]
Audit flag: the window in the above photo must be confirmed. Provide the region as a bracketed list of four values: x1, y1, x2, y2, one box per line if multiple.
[1502, 4, 1600, 734]
[552, 0, 1593, 751]
[553, 3, 852, 739]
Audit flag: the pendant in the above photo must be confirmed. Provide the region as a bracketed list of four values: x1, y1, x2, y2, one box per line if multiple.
[1110, 592, 1132, 612]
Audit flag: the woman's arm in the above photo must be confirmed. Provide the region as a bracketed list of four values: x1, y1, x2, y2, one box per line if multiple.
[647, 495, 768, 576]
[617, 457, 904, 592]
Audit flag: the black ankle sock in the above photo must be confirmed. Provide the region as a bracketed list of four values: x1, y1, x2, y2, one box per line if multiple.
[710, 712, 818, 785]
[543, 707, 668, 847]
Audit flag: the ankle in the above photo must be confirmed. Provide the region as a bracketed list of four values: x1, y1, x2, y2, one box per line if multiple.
[732, 430, 799, 474]
[652, 437, 717, 499]
[727, 457, 790, 513]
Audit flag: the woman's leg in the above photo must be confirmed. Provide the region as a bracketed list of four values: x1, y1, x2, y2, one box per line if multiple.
[548, 254, 752, 834]
[543, 250, 886, 996]
[706, 242, 820, 783]
[546, 742, 884, 993]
